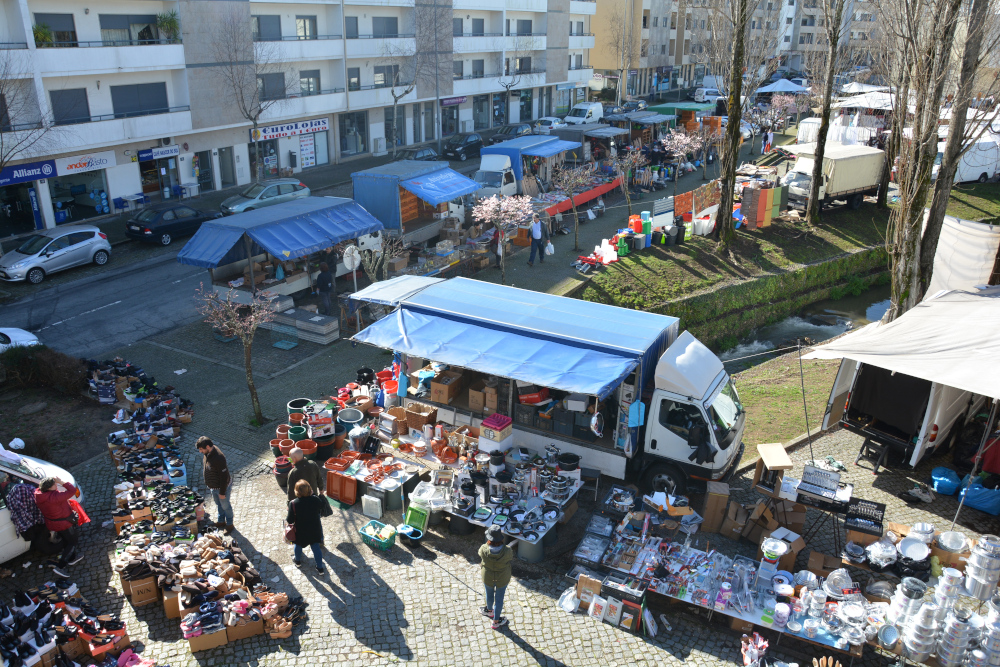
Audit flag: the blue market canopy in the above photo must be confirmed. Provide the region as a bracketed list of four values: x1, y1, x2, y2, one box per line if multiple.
[352, 277, 678, 398]
[350, 276, 445, 307]
[634, 113, 676, 124]
[177, 197, 383, 268]
[520, 140, 583, 158]
[399, 168, 481, 206]
[584, 126, 631, 139]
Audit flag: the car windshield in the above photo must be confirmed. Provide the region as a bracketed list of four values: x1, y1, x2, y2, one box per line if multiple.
[446, 135, 464, 146]
[0, 457, 41, 480]
[568, 108, 588, 117]
[241, 184, 266, 198]
[708, 378, 744, 439]
[474, 171, 503, 187]
[398, 150, 416, 159]
[15, 235, 50, 255]
[136, 210, 160, 223]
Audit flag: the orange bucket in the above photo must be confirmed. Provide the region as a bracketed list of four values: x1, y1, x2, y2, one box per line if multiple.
[382, 380, 398, 395]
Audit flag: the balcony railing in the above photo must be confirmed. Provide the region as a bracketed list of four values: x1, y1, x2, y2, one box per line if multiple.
[347, 33, 416, 39]
[506, 32, 547, 36]
[456, 32, 503, 37]
[39, 39, 181, 47]
[53, 105, 190, 126]
[503, 68, 547, 75]
[1, 42, 29, 49]
[294, 88, 346, 97]
[455, 72, 491, 79]
[2, 121, 43, 131]
[253, 34, 342, 42]
[569, 32, 595, 36]
[567, 65, 591, 70]
[350, 81, 413, 91]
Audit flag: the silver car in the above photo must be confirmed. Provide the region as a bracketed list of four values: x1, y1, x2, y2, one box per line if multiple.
[220, 178, 311, 215]
[0, 225, 111, 284]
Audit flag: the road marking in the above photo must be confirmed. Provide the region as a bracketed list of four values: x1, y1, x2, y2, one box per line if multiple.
[34, 300, 122, 332]
[172, 271, 202, 284]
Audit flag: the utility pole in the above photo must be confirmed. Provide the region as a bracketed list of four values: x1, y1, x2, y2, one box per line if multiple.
[434, 0, 442, 152]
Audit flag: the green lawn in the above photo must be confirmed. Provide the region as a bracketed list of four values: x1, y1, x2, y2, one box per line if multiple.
[941, 182, 1000, 222]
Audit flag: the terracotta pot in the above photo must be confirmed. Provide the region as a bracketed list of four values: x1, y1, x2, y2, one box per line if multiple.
[298, 439, 318, 460]
[276, 424, 291, 439]
[269, 439, 283, 457]
[289, 413, 305, 426]
[278, 439, 295, 456]
[334, 423, 347, 448]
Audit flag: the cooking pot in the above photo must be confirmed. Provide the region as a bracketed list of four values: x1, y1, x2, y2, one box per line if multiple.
[979, 535, 1000, 555]
[356, 367, 375, 385]
[557, 452, 580, 471]
[965, 550, 1000, 572]
[495, 471, 513, 484]
[490, 452, 506, 466]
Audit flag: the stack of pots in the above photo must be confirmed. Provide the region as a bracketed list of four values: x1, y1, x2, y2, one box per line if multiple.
[933, 568, 965, 621]
[888, 577, 926, 627]
[274, 455, 293, 489]
[937, 608, 977, 667]
[902, 602, 940, 663]
[974, 616, 1000, 666]
[547, 475, 571, 500]
[965, 535, 1000, 601]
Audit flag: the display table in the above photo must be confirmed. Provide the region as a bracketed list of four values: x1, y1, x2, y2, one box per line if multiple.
[543, 177, 622, 216]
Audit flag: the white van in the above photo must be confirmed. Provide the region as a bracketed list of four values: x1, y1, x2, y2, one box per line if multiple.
[932, 139, 1000, 184]
[563, 102, 604, 125]
[694, 88, 725, 104]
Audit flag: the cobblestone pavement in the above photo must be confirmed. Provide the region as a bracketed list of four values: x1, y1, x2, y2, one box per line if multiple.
[3, 416, 997, 666]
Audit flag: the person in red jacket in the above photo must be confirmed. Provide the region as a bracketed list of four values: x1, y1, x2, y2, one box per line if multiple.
[34, 477, 82, 577]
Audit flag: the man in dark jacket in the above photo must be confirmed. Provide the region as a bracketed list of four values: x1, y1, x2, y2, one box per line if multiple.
[316, 262, 334, 315]
[35, 477, 83, 577]
[197, 437, 234, 533]
[285, 447, 325, 501]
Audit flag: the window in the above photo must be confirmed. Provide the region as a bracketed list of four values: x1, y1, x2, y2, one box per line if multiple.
[374, 64, 399, 88]
[515, 19, 532, 35]
[472, 59, 484, 78]
[701, 19, 705, 29]
[568, 56, 573, 69]
[160, 210, 176, 222]
[472, 18, 485, 35]
[341, 110, 369, 155]
[669, 38, 675, 55]
[505, 18, 510, 35]
[372, 17, 398, 37]
[98, 15, 158, 45]
[685, 15, 691, 29]
[296, 16, 317, 39]
[799, 33, 813, 43]
[453, 18, 463, 36]
[787, 17, 793, 24]
[784, 35, 791, 41]
[657, 399, 709, 447]
[175, 206, 197, 218]
[252, 15, 281, 41]
[802, 17, 815, 26]
[424, 101, 435, 140]
[453, 61, 464, 79]
[34, 13, 77, 46]
[670, 12, 677, 29]
[767, 2, 773, 8]
[575, 54, 583, 69]
[385, 106, 406, 148]
[66, 231, 92, 245]
[660, 44, 665, 54]
[345, 16, 358, 39]
[300, 70, 321, 95]
[515, 56, 531, 73]
[347, 67, 360, 91]
[653, 16, 658, 26]
[640, 39, 648, 56]
[0, 95, 9, 132]
[576, 21, 584, 35]
[111, 82, 168, 117]
[683, 39, 689, 55]
[49, 88, 89, 125]
[257, 73, 285, 100]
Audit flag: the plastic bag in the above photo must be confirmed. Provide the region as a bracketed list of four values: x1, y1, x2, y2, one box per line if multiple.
[558, 586, 578, 613]
[932, 466, 961, 496]
[960, 479, 1000, 515]
[545, 241, 555, 256]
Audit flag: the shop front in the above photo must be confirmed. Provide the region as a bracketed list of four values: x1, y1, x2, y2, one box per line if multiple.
[250, 118, 331, 175]
[440, 98, 462, 138]
[340, 111, 369, 157]
[249, 139, 279, 179]
[492, 93, 507, 127]
[518, 89, 533, 122]
[473, 95, 491, 131]
[137, 144, 180, 198]
[50, 151, 116, 224]
[0, 160, 52, 236]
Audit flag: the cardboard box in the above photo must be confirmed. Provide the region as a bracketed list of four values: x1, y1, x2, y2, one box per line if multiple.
[163, 590, 180, 619]
[226, 618, 264, 641]
[720, 501, 749, 540]
[730, 617, 755, 633]
[430, 370, 464, 405]
[807, 550, 843, 578]
[468, 380, 488, 413]
[58, 637, 86, 661]
[772, 500, 807, 532]
[387, 255, 408, 272]
[188, 627, 228, 653]
[559, 499, 578, 524]
[846, 529, 881, 547]
[752, 443, 793, 498]
[700, 482, 730, 534]
[757, 527, 806, 570]
[130, 576, 159, 607]
[576, 574, 603, 612]
[118, 573, 132, 596]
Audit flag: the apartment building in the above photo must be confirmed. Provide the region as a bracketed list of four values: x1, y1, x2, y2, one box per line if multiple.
[0, 0, 595, 233]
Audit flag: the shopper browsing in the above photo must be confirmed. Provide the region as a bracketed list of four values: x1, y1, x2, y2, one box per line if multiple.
[286, 479, 327, 575]
[479, 526, 513, 629]
[196, 436, 234, 533]
[316, 262, 334, 316]
[34, 477, 82, 578]
[285, 447, 325, 501]
[526, 214, 549, 267]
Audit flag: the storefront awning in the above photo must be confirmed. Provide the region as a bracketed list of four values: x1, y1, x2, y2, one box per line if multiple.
[584, 126, 631, 139]
[177, 197, 383, 268]
[350, 275, 444, 307]
[634, 113, 676, 124]
[354, 308, 639, 398]
[399, 168, 480, 206]
[521, 140, 583, 158]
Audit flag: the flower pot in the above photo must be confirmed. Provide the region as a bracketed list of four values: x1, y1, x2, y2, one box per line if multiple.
[288, 426, 308, 442]
[289, 413, 305, 426]
[269, 439, 283, 457]
[316, 444, 335, 463]
[276, 424, 291, 439]
[287, 398, 312, 415]
[334, 423, 347, 448]
[278, 439, 295, 456]
[298, 439, 318, 460]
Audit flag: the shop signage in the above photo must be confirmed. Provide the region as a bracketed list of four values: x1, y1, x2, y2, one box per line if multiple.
[251, 118, 329, 142]
[629, 69, 638, 76]
[440, 96, 467, 106]
[137, 144, 180, 161]
[557, 83, 577, 90]
[0, 159, 55, 187]
[299, 134, 316, 169]
[28, 188, 42, 230]
[593, 73, 604, 80]
[55, 150, 116, 176]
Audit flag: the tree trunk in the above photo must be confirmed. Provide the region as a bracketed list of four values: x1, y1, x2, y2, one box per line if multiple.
[921, 0, 989, 293]
[244, 337, 263, 424]
[806, 17, 841, 225]
[571, 197, 581, 251]
[714, 0, 747, 246]
[253, 125, 262, 182]
[391, 97, 400, 158]
[674, 159, 680, 197]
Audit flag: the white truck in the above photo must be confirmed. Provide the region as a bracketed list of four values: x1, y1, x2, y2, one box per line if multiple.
[933, 137, 1000, 184]
[783, 143, 885, 210]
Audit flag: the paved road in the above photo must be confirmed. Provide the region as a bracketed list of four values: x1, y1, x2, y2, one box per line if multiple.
[3, 251, 205, 358]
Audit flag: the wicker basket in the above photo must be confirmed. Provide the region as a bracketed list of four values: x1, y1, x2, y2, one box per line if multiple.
[386, 406, 408, 432]
[405, 402, 437, 431]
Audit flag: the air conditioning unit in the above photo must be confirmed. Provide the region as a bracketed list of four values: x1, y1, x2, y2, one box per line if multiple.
[161, 137, 172, 146]
[373, 137, 386, 155]
[462, 120, 473, 133]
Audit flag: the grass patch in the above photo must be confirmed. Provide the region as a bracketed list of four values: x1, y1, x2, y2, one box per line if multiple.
[942, 182, 1000, 222]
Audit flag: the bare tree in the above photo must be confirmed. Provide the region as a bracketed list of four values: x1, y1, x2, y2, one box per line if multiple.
[0, 51, 49, 176]
[611, 146, 649, 217]
[360, 236, 407, 282]
[551, 165, 594, 250]
[212, 6, 290, 181]
[494, 34, 535, 124]
[605, 0, 638, 106]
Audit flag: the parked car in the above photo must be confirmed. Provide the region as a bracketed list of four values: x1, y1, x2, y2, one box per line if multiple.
[0, 456, 84, 566]
[694, 87, 725, 104]
[441, 133, 484, 161]
[394, 146, 443, 162]
[125, 204, 222, 246]
[220, 178, 310, 215]
[0, 226, 111, 285]
[622, 100, 649, 112]
[602, 103, 624, 116]
[488, 123, 533, 145]
[534, 116, 568, 134]
[718, 117, 754, 141]
[0, 328, 39, 354]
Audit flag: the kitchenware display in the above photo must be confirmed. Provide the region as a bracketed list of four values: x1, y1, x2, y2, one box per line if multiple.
[910, 522, 936, 544]
[980, 535, 1000, 555]
[761, 538, 790, 561]
[474, 452, 490, 471]
[793, 571, 818, 588]
[965, 575, 999, 601]
[937, 531, 968, 553]
[842, 625, 865, 646]
[538, 470, 553, 492]
[823, 569, 853, 599]
[609, 489, 634, 513]
[803, 618, 821, 639]
[866, 580, 895, 600]
[843, 542, 866, 564]
[506, 522, 522, 535]
[545, 445, 560, 466]
[543, 504, 561, 522]
[492, 513, 508, 526]
[879, 624, 900, 650]
[839, 602, 866, 627]
[473, 507, 492, 521]
[898, 537, 931, 561]
[785, 620, 802, 633]
[523, 530, 540, 542]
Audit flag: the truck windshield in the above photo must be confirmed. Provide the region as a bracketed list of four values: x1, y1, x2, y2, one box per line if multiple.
[783, 170, 811, 187]
[568, 108, 588, 118]
[709, 379, 744, 441]
[475, 171, 503, 187]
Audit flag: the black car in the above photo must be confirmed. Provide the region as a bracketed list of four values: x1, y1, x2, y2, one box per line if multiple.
[442, 133, 484, 161]
[622, 100, 648, 112]
[394, 146, 443, 161]
[124, 204, 222, 246]
[602, 104, 625, 116]
[488, 124, 533, 145]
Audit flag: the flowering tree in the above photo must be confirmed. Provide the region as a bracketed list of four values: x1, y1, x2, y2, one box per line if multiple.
[611, 147, 649, 217]
[550, 165, 593, 251]
[661, 131, 703, 196]
[195, 284, 276, 426]
[472, 195, 534, 285]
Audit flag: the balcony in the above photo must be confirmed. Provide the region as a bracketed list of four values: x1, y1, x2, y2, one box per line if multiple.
[566, 66, 593, 83]
[1, 42, 28, 49]
[257, 36, 344, 62]
[453, 0, 496, 8]
[569, 0, 597, 14]
[345, 35, 415, 58]
[503, 70, 545, 89]
[453, 74, 501, 95]
[504, 0, 548, 11]
[343, 0, 413, 5]
[505, 34, 545, 51]
[568, 34, 594, 49]
[347, 84, 416, 109]
[453, 33, 503, 53]
[47, 107, 192, 151]
[260, 90, 347, 122]
[34, 43, 185, 76]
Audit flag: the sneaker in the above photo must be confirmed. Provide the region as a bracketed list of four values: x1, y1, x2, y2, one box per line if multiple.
[292, 560, 302, 567]
[491, 616, 508, 630]
[52, 567, 70, 578]
[912, 484, 935, 503]
[316, 567, 327, 576]
[480, 607, 493, 619]
[67, 554, 85, 566]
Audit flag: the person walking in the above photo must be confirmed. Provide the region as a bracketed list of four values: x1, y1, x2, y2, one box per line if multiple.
[316, 262, 334, 316]
[285, 447, 325, 501]
[286, 479, 326, 575]
[526, 214, 549, 267]
[479, 526, 513, 629]
[34, 477, 83, 578]
[196, 436, 234, 533]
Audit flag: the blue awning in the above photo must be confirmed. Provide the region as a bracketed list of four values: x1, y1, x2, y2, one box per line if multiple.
[354, 308, 638, 398]
[584, 126, 630, 139]
[400, 168, 480, 206]
[177, 197, 383, 268]
[521, 140, 583, 158]
[350, 276, 444, 306]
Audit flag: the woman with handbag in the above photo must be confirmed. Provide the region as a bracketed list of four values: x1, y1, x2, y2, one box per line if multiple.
[34, 477, 82, 578]
[285, 479, 327, 576]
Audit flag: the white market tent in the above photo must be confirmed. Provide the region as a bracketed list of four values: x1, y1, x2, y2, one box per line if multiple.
[841, 82, 889, 95]
[756, 79, 809, 94]
[833, 91, 896, 111]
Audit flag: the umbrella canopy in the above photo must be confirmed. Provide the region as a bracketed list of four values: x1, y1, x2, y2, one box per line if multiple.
[841, 82, 889, 95]
[756, 79, 808, 94]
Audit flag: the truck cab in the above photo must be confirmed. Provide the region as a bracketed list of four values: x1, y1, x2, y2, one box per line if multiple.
[633, 332, 746, 494]
[474, 154, 517, 198]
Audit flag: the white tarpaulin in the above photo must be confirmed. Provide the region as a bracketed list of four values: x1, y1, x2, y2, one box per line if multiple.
[925, 216, 1000, 297]
[804, 287, 1000, 399]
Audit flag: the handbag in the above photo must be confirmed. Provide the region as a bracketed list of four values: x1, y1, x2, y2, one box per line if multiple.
[283, 503, 296, 544]
[319, 496, 333, 517]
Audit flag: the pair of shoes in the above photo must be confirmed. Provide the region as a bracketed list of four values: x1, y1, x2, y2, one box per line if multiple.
[268, 619, 292, 639]
[214, 521, 226, 528]
[52, 567, 70, 579]
[480, 607, 493, 619]
[291, 560, 301, 567]
[526, 261, 533, 267]
[224, 524, 235, 534]
[491, 616, 508, 630]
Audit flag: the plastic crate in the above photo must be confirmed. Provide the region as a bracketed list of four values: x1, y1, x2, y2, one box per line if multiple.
[359, 520, 396, 552]
[404, 504, 429, 532]
[514, 404, 537, 427]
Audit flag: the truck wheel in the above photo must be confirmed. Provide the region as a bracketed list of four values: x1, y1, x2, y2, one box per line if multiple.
[643, 464, 686, 496]
[848, 193, 864, 210]
[979, 173, 989, 183]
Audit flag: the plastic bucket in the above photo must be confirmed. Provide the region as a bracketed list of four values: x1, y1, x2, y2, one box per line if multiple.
[375, 370, 393, 385]
[382, 380, 398, 395]
[276, 424, 291, 439]
[288, 426, 308, 442]
[334, 423, 347, 448]
[338, 408, 365, 429]
[287, 398, 311, 415]
[269, 439, 283, 457]
[316, 444, 335, 463]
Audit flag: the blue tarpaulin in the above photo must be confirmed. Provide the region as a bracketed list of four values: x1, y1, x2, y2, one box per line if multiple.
[352, 161, 481, 230]
[521, 139, 583, 158]
[177, 197, 383, 268]
[400, 169, 480, 206]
